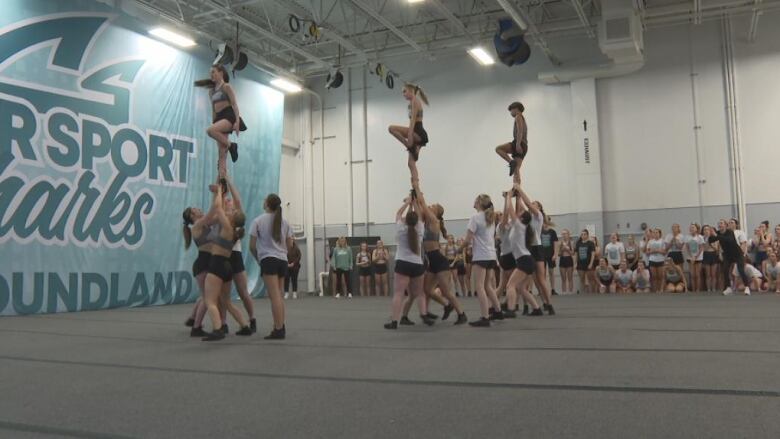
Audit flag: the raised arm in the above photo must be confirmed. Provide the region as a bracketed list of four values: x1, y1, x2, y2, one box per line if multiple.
[515, 184, 539, 216]
[396, 198, 412, 222]
[503, 188, 517, 222]
[225, 176, 243, 212]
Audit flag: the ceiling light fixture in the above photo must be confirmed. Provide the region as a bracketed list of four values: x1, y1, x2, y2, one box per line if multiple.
[148, 28, 196, 47]
[468, 46, 496, 66]
[271, 78, 303, 93]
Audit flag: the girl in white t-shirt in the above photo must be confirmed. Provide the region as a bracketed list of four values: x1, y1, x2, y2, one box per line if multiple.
[517, 185, 555, 315]
[385, 196, 428, 329]
[604, 233, 625, 269]
[762, 250, 780, 293]
[633, 260, 651, 293]
[501, 186, 543, 317]
[464, 194, 502, 327]
[733, 263, 762, 295]
[685, 223, 705, 292]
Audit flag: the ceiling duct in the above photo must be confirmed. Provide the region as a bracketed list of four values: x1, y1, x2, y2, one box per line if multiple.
[539, 0, 644, 84]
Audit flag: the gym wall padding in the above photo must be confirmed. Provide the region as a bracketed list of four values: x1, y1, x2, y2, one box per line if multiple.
[0, 0, 284, 315]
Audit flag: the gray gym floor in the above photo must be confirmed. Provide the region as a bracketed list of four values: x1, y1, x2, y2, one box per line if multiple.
[0, 293, 778, 439]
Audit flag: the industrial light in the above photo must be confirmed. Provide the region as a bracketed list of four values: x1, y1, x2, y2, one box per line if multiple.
[468, 46, 495, 66]
[148, 28, 196, 48]
[271, 78, 303, 93]
[407, 0, 425, 3]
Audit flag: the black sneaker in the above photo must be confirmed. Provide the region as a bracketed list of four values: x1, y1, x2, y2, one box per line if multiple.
[264, 326, 286, 340]
[522, 305, 529, 315]
[202, 330, 225, 341]
[489, 308, 504, 320]
[544, 303, 556, 315]
[425, 312, 439, 320]
[421, 315, 435, 326]
[442, 304, 454, 321]
[500, 302, 508, 311]
[400, 316, 415, 326]
[190, 326, 207, 337]
[221, 324, 229, 334]
[509, 159, 517, 176]
[502, 309, 517, 318]
[454, 313, 468, 325]
[185, 317, 195, 327]
[384, 321, 398, 330]
[235, 326, 252, 336]
[250, 318, 257, 333]
[529, 308, 544, 316]
[469, 317, 491, 327]
[229, 142, 239, 162]
[552, 289, 559, 296]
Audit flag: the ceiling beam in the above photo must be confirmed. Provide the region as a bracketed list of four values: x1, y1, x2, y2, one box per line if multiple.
[570, 0, 595, 38]
[348, 0, 426, 53]
[748, 0, 763, 42]
[198, 0, 331, 69]
[428, 0, 478, 44]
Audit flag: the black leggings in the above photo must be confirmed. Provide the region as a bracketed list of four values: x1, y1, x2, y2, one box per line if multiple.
[722, 253, 750, 286]
[285, 267, 299, 292]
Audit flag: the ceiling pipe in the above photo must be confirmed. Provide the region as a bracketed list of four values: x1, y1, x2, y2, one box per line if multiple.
[570, 0, 596, 38]
[428, 0, 479, 44]
[538, 60, 644, 84]
[348, 0, 429, 56]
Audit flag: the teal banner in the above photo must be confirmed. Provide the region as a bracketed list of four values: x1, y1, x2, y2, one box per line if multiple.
[0, 0, 284, 315]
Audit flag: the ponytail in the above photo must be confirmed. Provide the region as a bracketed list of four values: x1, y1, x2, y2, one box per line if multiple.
[415, 86, 429, 106]
[434, 205, 448, 238]
[234, 227, 245, 242]
[183, 224, 192, 249]
[194, 79, 215, 88]
[406, 211, 420, 255]
[232, 211, 246, 244]
[273, 207, 282, 243]
[182, 207, 193, 249]
[265, 193, 283, 243]
[476, 194, 495, 224]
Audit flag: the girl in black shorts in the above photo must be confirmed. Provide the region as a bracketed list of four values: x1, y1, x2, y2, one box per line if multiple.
[595, 258, 615, 294]
[575, 230, 596, 293]
[624, 234, 639, 271]
[194, 65, 246, 177]
[701, 225, 719, 292]
[356, 242, 373, 296]
[201, 178, 252, 341]
[558, 229, 575, 294]
[388, 83, 429, 183]
[372, 241, 390, 296]
[182, 205, 211, 337]
[501, 185, 542, 317]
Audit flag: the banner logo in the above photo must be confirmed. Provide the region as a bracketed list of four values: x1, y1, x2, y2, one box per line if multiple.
[0, 13, 196, 250]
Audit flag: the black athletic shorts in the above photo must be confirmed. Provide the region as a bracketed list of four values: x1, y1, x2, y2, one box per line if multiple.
[668, 251, 684, 265]
[395, 260, 425, 278]
[230, 251, 245, 274]
[456, 262, 466, 275]
[260, 257, 288, 277]
[413, 121, 428, 146]
[426, 250, 450, 274]
[192, 251, 211, 277]
[515, 255, 535, 275]
[649, 261, 664, 268]
[559, 256, 573, 268]
[598, 277, 613, 286]
[510, 139, 528, 159]
[626, 257, 638, 270]
[374, 263, 388, 275]
[473, 260, 498, 269]
[703, 251, 718, 266]
[213, 106, 247, 131]
[499, 253, 516, 271]
[359, 267, 373, 276]
[576, 260, 591, 271]
[208, 254, 233, 282]
[530, 245, 545, 262]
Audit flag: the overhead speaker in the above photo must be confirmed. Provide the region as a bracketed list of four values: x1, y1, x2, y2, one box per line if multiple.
[232, 52, 248, 72]
[325, 70, 343, 89]
[493, 18, 531, 66]
[213, 43, 234, 65]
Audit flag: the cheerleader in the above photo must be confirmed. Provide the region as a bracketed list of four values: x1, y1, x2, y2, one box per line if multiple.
[464, 194, 502, 326]
[615, 261, 633, 293]
[501, 185, 542, 317]
[633, 261, 651, 293]
[372, 241, 390, 296]
[701, 225, 719, 292]
[558, 229, 575, 294]
[663, 257, 687, 293]
[388, 84, 429, 183]
[595, 258, 615, 294]
[356, 242, 373, 296]
[684, 223, 704, 292]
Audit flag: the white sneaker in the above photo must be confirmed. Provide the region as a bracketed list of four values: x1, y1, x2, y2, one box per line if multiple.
[722, 287, 733, 296]
[744, 287, 751, 296]
[347, 293, 353, 299]
[292, 292, 298, 299]
[284, 293, 289, 300]
[335, 294, 341, 299]
[319, 291, 324, 297]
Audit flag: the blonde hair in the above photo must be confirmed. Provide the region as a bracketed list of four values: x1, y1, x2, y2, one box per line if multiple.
[476, 194, 495, 224]
[405, 83, 429, 106]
